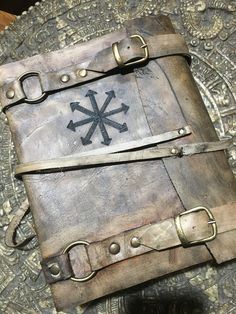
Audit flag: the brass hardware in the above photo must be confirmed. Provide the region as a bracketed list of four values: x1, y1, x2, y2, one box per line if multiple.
[175, 206, 217, 247]
[48, 263, 61, 277]
[18, 71, 46, 104]
[112, 43, 123, 67]
[170, 146, 183, 156]
[63, 240, 96, 282]
[6, 88, 15, 99]
[78, 69, 87, 77]
[171, 147, 178, 155]
[130, 236, 141, 248]
[112, 34, 149, 67]
[109, 242, 120, 254]
[60, 74, 70, 83]
[178, 128, 186, 135]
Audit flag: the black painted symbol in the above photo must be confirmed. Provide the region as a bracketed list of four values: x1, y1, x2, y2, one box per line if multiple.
[67, 90, 129, 146]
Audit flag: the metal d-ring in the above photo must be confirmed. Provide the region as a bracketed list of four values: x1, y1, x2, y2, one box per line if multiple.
[63, 240, 97, 282]
[18, 71, 46, 104]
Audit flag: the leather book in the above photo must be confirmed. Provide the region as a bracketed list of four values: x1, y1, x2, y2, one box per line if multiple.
[1, 15, 236, 311]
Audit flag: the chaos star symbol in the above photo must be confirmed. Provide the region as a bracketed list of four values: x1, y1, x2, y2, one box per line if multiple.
[67, 89, 129, 146]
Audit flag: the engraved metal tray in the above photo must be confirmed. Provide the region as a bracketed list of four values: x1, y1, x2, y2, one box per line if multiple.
[0, 1, 236, 313]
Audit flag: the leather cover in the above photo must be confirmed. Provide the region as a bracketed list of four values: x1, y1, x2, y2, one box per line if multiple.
[1, 15, 236, 310]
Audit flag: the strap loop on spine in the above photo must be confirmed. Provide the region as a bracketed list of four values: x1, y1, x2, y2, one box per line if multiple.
[5, 199, 36, 249]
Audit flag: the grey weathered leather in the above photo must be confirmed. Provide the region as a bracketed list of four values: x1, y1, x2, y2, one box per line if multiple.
[1, 15, 236, 311]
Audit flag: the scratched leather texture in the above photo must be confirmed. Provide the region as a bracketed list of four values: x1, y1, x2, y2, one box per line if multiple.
[0, 0, 236, 313]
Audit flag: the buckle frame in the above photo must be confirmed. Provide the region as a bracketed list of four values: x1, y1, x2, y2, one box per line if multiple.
[112, 34, 149, 68]
[18, 71, 46, 104]
[63, 240, 96, 282]
[175, 206, 217, 247]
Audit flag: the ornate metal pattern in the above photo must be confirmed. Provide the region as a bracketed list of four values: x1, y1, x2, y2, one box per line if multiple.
[0, 0, 236, 313]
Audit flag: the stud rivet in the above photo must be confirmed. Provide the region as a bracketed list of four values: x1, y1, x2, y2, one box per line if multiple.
[60, 74, 70, 83]
[6, 88, 15, 99]
[109, 242, 120, 255]
[171, 148, 178, 155]
[130, 236, 141, 248]
[78, 69, 87, 77]
[48, 263, 61, 277]
[178, 128, 185, 135]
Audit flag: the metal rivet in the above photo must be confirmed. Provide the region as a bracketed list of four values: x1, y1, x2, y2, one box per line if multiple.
[130, 236, 141, 248]
[60, 74, 70, 83]
[78, 69, 87, 77]
[171, 148, 178, 155]
[48, 263, 61, 277]
[178, 128, 185, 135]
[6, 88, 15, 99]
[109, 242, 120, 255]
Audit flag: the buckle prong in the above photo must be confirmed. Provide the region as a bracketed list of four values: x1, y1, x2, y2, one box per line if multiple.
[112, 34, 149, 68]
[175, 206, 217, 247]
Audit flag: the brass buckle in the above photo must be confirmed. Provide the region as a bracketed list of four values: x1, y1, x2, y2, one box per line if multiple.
[112, 34, 149, 68]
[63, 240, 96, 282]
[18, 71, 46, 104]
[175, 206, 217, 247]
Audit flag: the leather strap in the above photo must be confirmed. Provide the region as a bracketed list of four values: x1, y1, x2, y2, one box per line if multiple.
[5, 199, 36, 249]
[87, 202, 234, 271]
[41, 202, 236, 283]
[15, 138, 232, 177]
[0, 33, 190, 112]
[15, 126, 192, 176]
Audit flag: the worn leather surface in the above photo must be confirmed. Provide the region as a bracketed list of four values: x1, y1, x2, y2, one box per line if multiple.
[0, 0, 236, 314]
[1, 15, 236, 310]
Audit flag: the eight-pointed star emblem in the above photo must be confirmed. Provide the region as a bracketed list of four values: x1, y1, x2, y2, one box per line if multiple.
[67, 89, 129, 146]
